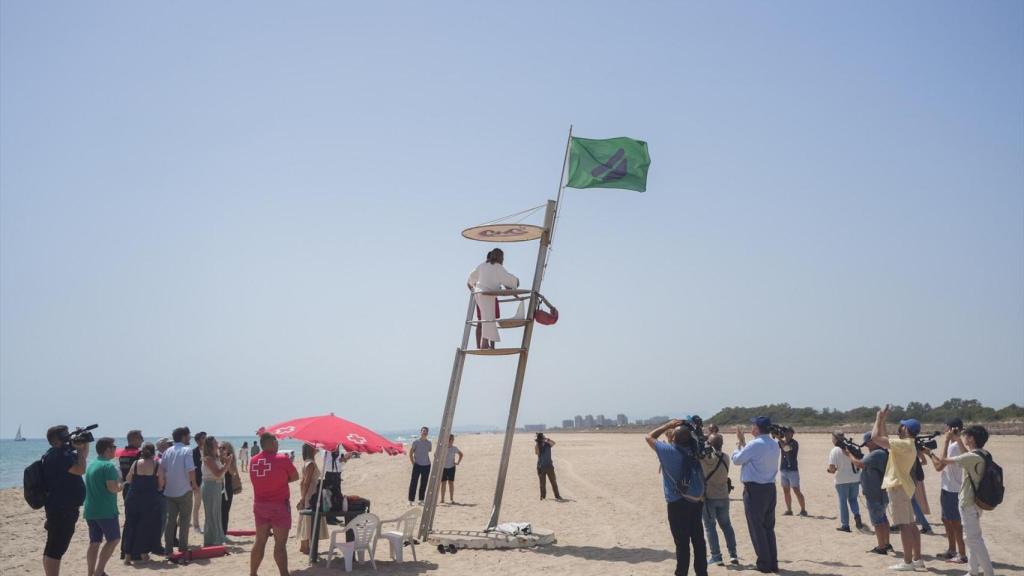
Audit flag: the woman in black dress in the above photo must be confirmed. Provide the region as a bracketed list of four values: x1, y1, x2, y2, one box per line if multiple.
[124, 443, 163, 562]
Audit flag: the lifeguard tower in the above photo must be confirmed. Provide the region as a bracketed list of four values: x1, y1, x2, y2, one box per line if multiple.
[416, 198, 559, 549]
[416, 128, 649, 549]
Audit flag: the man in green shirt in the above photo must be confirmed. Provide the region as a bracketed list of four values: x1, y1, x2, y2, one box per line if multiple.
[932, 425, 994, 576]
[84, 437, 122, 576]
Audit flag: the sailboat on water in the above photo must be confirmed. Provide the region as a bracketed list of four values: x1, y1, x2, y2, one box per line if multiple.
[14, 425, 26, 442]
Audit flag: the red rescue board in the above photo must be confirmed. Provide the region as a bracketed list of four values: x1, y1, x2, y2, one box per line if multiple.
[168, 546, 227, 564]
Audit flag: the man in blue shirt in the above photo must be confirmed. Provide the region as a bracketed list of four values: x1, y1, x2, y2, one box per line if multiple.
[731, 416, 781, 573]
[647, 418, 707, 576]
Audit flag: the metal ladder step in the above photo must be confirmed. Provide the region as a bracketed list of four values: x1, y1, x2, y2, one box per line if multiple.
[462, 348, 526, 356]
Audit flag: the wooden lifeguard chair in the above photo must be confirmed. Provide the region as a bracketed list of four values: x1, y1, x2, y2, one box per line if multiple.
[417, 200, 560, 547]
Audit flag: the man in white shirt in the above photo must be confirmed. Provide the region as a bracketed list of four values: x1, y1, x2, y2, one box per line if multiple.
[928, 418, 967, 563]
[827, 432, 863, 532]
[440, 434, 464, 504]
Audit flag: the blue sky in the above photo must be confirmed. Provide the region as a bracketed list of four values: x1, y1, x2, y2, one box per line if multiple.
[2, 2, 1022, 438]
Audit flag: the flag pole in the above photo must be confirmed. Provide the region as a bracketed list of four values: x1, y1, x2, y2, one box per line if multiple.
[543, 124, 573, 278]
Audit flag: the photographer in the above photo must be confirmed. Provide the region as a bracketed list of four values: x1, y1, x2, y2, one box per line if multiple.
[827, 432, 863, 532]
[700, 433, 738, 566]
[778, 428, 807, 517]
[41, 425, 88, 576]
[870, 405, 924, 571]
[845, 433, 893, 555]
[646, 419, 707, 576]
[731, 417, 780, 574]
[927, 418, 967, 563]
[535, 433, 563, 501]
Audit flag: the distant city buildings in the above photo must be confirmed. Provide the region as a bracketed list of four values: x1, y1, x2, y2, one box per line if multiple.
[552, 412, 669, 430]
[524, 424, 547, 432]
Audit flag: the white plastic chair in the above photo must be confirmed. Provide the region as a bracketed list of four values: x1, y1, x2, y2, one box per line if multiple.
[379, 508, 421, 562]
[326, 513, 379, 572]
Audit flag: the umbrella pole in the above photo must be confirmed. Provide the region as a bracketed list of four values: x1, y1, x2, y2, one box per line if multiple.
[309, 448, 329, 565]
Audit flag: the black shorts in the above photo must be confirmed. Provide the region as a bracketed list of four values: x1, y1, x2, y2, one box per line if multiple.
[44, 507, 79, 560]
[442, 467, 456, 482]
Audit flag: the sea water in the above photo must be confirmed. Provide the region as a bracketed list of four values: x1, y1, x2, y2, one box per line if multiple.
[0, 433, 412, 490]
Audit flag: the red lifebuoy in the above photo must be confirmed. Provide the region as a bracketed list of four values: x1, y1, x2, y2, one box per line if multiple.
[535, 305, 558, 325]
[226, 530, 256, 536]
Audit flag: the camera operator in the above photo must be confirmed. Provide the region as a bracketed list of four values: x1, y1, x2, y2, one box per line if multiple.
[827, 432, 863, 532]
[870, 405, 924, 571]
[778, 428, 807, 517]
[41, 425, 89, 576]
[700, 433, 738, 566]
[731, 417, 780, 574]
[646, 419, 707, 576]
[845, 432, 893, 555]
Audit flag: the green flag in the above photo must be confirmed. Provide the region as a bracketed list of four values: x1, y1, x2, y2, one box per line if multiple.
[566, 136, 650, 192]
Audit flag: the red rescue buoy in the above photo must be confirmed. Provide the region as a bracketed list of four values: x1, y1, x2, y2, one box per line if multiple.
[535, 304, 558, 325]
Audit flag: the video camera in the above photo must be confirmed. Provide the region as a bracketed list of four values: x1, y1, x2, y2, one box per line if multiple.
[767, 424, 794, 440]
[914, 431, 940, 451]
[677, 416, 712, 458]
[64, 424, 98, 445]
[834, 434, 865, 460]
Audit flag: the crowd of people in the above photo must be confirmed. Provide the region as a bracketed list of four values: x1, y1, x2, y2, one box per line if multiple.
[36, 414, 1002, 576]
[647, 406, 1000, 576]
[38, 426, 321, 576]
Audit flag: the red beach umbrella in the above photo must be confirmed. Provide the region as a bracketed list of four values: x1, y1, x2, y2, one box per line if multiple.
[258, 412, 404, 455]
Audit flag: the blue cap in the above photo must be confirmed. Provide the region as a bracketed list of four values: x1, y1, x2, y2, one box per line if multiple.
[862, 432, 873, 444]
[900, 419, 922, 436]
[751, 416, 772, 430]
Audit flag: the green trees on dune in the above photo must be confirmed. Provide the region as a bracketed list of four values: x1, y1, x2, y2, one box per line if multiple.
[708, 398, 1024, 426]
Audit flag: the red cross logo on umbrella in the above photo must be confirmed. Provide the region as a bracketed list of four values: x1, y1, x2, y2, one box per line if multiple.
[274, 426, 296, 435]
[347, 433, 367, 445]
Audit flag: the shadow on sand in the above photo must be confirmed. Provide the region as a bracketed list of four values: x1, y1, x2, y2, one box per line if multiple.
[528, 544, 674, 564]
[292, 560, 440, 575]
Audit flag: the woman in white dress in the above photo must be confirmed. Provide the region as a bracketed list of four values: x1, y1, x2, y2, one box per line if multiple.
[467, 248, 519, 349]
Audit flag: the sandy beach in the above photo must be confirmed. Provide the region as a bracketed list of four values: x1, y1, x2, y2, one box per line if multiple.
[2, 433, 1021, 576]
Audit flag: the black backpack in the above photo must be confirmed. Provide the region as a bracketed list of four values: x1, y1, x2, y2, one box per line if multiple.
[968, 449, 1004, 511]
[24, 457, 48, 510]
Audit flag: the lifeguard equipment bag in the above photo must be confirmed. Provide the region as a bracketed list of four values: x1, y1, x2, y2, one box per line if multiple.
[968, 449, 1004, 511]
[24, 458, 48, 510]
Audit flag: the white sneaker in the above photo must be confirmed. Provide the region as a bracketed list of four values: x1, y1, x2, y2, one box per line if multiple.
[889, 563, 916, 571]
[912, 559, 926, 570]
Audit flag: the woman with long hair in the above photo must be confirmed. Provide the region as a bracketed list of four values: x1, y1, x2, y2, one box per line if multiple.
[219, 441, 240, 532]
[240, 441, 250, 472]
[123, 443, 163, 563]
[297, 444, 328, 555]
[467, 248, 519, 349]
[200, 436, 229, 546]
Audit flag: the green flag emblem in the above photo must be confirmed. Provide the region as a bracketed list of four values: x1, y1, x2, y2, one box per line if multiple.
[566, 136, 650, 192]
